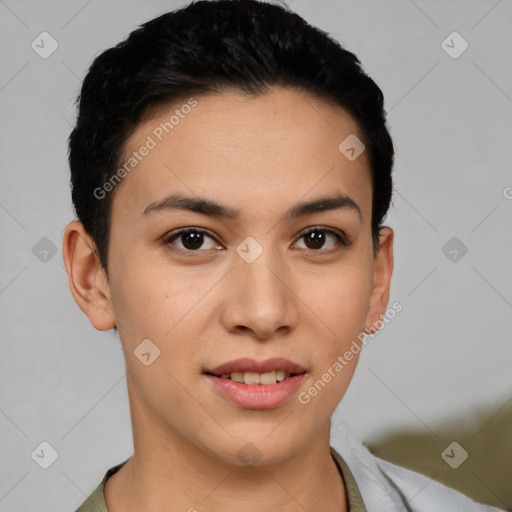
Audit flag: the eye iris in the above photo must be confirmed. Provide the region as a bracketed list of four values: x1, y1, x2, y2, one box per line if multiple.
[182, 231, 203, 250]
[305, 230, 325, 250]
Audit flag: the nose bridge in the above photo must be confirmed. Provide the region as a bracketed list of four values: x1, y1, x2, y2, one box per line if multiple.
[236, 235, 287, 305]
[226, 234, 296, 336]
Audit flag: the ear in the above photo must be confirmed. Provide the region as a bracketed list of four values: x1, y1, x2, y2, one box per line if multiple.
[364, 226, 394, 334]
[62, 220, 116, 331]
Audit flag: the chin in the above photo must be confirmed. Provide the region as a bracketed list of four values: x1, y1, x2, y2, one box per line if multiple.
[198, 427, 311, 468]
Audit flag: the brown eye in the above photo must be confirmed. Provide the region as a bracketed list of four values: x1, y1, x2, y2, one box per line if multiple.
[295, 227, 350, 251]
[164, 228, 220, 252]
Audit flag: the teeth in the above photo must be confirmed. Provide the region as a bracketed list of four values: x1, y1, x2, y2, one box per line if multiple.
[259, 371, 277, 385]
[244, 372, 260, 385]
[222, 371, 291, 385]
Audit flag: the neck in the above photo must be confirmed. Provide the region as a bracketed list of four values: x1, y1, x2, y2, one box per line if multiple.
[104, 375, 347, 512]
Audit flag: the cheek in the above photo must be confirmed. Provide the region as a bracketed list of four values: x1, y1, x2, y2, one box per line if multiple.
[109, 257, 205, 336]
[300, 255, 373, 402]
[111, 268, 208, 400]
[109, 260, 222, 389]
[308, 259, 373, 338]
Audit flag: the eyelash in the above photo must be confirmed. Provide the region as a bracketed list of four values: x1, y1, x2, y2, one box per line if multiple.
[162, 226, 352, 256]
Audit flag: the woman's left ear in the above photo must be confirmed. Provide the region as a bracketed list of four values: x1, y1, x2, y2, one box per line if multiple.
[364, 227, 394, 334]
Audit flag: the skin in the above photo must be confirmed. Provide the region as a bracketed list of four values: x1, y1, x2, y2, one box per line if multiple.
[63, 86, 393, 511]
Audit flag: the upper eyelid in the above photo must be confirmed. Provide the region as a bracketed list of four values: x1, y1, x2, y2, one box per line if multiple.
[165, 227, 218, 243]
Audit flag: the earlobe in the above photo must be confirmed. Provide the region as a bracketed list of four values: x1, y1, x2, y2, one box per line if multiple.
[62, 220, 116, 331]
[364, 227, 394, 334]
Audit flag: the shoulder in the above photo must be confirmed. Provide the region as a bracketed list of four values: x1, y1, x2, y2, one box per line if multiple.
[331, 423, 505, 512]
[74, 460, 128, 512]
[74, 479, 107, 512]
[373, 456, 503, 511]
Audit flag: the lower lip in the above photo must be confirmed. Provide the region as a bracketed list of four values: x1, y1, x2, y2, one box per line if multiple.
[205, 374, 306, 410]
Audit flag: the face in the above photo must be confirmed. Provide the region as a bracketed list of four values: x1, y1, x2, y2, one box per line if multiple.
[73, 87, 393, 466]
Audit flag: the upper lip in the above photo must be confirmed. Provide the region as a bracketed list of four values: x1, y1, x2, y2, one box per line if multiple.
[206, 357, 307, 375]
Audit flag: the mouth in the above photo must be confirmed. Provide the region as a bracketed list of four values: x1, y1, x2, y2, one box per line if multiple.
[205, 369, 304, 386]
[204, 357, 307, 385]
[204, 357, 307, 409]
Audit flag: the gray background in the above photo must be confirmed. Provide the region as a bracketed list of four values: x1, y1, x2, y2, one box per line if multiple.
[0, 0, 511, 510]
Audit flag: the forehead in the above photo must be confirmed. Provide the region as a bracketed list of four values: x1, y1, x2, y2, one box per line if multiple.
[111, 87, 372, 225]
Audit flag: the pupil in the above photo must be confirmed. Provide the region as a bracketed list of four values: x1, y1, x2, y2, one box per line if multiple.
[183, 231, 203, 250]
[306, 231, 324, 249]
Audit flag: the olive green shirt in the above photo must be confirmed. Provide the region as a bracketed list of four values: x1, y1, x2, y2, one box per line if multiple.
[75, 447, 367, 511]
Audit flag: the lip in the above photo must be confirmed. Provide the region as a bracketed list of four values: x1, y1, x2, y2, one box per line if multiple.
[204, 357, 307, 410]
[206, 357, 306, 375]
[205, 373, 306, 410]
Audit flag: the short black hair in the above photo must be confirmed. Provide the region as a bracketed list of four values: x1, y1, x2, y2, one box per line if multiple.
[68, 0, 394, 274]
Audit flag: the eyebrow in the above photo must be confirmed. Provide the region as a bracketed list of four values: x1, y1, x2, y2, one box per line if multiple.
[143, 193, 362, 221]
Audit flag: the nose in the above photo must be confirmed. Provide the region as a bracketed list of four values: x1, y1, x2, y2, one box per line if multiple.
[220, 242, 298, 341]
